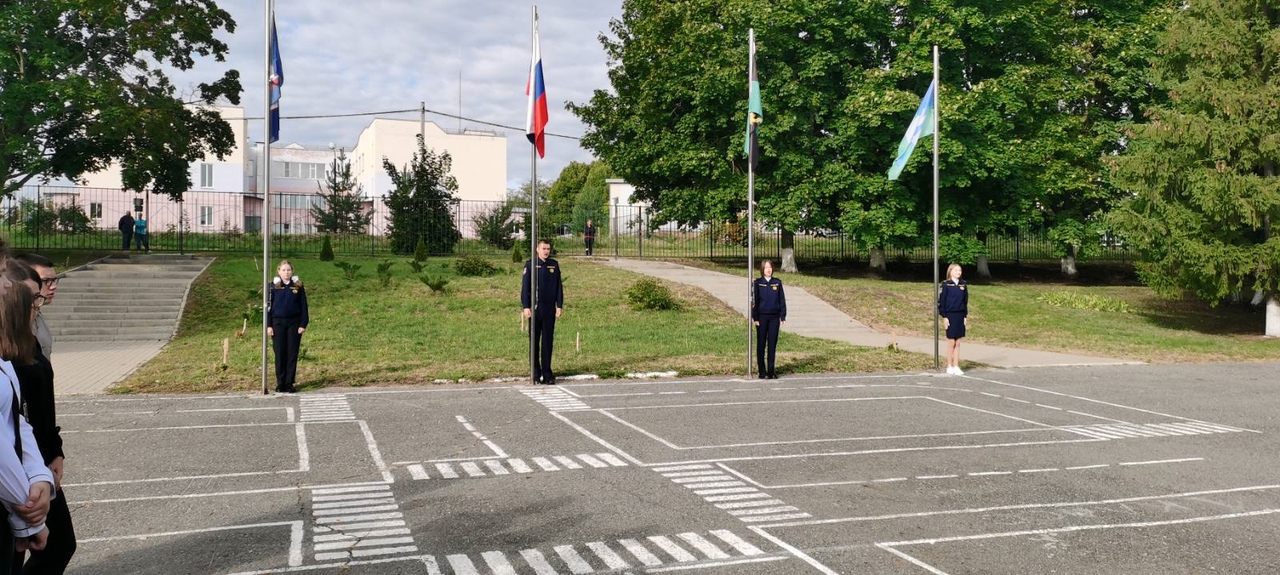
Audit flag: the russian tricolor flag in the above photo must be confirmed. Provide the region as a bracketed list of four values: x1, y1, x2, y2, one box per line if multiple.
[525, 10, 548, 158]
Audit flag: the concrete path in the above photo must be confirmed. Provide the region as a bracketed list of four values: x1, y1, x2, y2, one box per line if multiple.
[602, 258, 1138, 368]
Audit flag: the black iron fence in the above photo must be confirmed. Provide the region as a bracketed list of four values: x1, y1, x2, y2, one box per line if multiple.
[2, 185, 1131, 263]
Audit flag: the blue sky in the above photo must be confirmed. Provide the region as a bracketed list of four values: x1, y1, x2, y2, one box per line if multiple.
[171, 1, 623, 190]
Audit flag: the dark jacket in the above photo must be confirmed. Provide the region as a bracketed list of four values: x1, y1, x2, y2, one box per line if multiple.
[752, 277, 787, 321]
[269, 278, 310, 327]
[118, 214, 135, 233]
[937, 279, 969, 315]
[584, 224, 597, 239]
[521, 257, 564, 311]
[14, 343, 62, 465]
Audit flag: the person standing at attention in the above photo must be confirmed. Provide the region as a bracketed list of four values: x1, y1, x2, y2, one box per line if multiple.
[267, 260, 309, 393]
[751, 259, 786, 379]
[132, 213, 149, 253]
[938, 263, 969, 375]
[117, 212, 134, 251]
[14, 255, 57, 362]
[521, 240, 563, 385]
[583, 219, 597, 256]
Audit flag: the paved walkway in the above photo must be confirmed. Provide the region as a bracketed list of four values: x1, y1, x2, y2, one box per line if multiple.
[603, 258, 1138, 369]
[51, 341, 166, 395]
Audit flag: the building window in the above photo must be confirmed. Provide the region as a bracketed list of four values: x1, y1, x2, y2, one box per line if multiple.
[89, 202, 102, 220]
[199, 205, 213, 226]
[200, 163, 214, 188]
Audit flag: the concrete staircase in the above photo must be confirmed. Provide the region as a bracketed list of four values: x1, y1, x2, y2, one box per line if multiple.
[41, 254, 213, 342]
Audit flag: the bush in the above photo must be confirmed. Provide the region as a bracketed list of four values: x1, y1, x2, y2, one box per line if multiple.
[376, 260, 394, 287]
[455, 256, 498, 277]
[1035, 290, 1134, 313]
[473, 202, 518, 250]
[413, 236, 429, 262]
[625, 278, 682, 311]
[319, 235, 335, 261]
[419, 274, 449, 294]
[333, 261, 361, 281]
[701, 221, 748, 247]
[511, 242, 526, 263]
[408, 260, 424, 274]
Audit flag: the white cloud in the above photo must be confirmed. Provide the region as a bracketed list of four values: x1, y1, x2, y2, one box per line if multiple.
[170, 0, 621, 191]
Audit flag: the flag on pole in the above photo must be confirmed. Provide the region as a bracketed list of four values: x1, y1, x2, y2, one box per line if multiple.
[269, 15, 283, 144]
[887, 79, 936, 181]
[525, 10, 549, 158]
[743, 29, 762, 162]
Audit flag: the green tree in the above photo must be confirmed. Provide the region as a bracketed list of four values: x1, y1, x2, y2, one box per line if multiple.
[508, 178, 557, 240]
[0, 0, 241, 200]
[55, 198, 93, 235]
[311, 150, 372, 235]
[546, 161, 592, 233]
[572, 161, 612, 236]
[1110, 0, 1280, 335]
[473, 201, 518, 250]
[383, 135, 460, 255]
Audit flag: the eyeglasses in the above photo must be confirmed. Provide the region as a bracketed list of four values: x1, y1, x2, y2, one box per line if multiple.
[40, 274, 64, 288]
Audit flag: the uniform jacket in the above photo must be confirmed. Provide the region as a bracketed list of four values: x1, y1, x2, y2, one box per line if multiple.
[521, 257, 564, 311]
[752, 277, 787, 321]
[269, 276, 310, 327]
[13, 343, 61, 465]
[937, 279, 969, 315]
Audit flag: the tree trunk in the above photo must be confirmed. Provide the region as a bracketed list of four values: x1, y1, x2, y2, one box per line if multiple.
[975, 254, 991, 279]
[780, 228, 798, 273]
[1267, 295, 1280, 338]
[869, 248, 886, 272]
[1059, 254, 1078, 278]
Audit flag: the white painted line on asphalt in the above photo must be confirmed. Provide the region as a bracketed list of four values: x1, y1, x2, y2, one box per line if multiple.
[313, 520, 404, 532]
[672, 475, 732, 484]
[647, 535, 697, 562]
[313, 528, 410, 541]
[716, 499, 787, 510]
[314, 512, 403, 525]
[483, 460, 510, 475]
[351, 545, 418, 558]
[312, 504, 400, 516]
[1018, 468, 1059, 474]
[646, 556, 789, 572]
[706, 492, 772, 503]
[460, 462, 485, 477]
[553, 455, 583, 469]
[1120, 457, 1204, 466]
[408, 464, 429, 480]
[741, 512, 811, 523]
[651, 463, 714, 473]
[519, 549, 558, 575]
[532, 457, 559, 471]
[550, 411, 646, 465]
[576, 453, 608, 468]
[357, 419, 394, 483]
[619, 538, 664, 566]
[507, 458, 533, 473]
[80, 520, 304, 567]
[481, 550, 519, 575]
[678, 532, 730, 559]
[1034, 404, 1064, 411]
[968, 471, 1012, 477]
[311, 498, 395, 510]
[587, 541, 631, 569]
[311, 485, 390, 496]
[871, 477, 908, 483]
[295, 422, 311, 473]
[446, 554, 479, 575]
[1004, 397, 1031, 404]
[638, 437, 1102, 467]
[876, 545, 948, 575]
[596, 452, 629, 466]
[709, 530, 764, 556]
[62, 421, 297, 433]
[685, 480, 746, 489]
[694, 487, 761, 496]
[666, 470, 735, 479]
[918, 474, 960, 480]
[554, 544, 594, 574]
[731, 506, 800, 516]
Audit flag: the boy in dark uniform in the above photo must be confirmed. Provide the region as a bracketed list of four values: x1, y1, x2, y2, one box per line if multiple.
[521, 240, 564, 384]
[268, 260, 309, 393]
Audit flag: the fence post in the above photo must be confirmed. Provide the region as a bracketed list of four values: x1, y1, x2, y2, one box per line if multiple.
[637, 206, 643, 258]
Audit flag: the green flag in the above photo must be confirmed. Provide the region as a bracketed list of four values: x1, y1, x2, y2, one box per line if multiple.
[744, 29, 762, 161]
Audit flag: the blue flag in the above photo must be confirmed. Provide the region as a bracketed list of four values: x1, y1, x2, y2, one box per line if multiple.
[887, 79, 936, 181]
[269, 15, 283, 144]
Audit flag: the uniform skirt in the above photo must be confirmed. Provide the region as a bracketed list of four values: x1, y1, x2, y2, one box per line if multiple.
[944, 313, 967, 339]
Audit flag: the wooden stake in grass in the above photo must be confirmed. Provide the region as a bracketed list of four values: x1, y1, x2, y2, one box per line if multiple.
[521, 314, 527, 333]
[576, 331, 581, 352]
[220, 338, 230, 371]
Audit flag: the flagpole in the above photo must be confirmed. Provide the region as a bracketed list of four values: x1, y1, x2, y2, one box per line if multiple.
[261, 0, 274, 395]
[931, 45, 940, 371]
[745, 28, 756, 379]
[528, 5, 539, 387]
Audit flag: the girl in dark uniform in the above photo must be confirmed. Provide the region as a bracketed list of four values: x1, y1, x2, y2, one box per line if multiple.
[268, 260, 309, 393]
[937, 263, 969, 375]
[751, 260, 787, 379]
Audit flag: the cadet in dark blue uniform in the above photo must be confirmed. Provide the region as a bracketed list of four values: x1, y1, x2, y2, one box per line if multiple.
[751, 259, 787, 379]
[521, 240, 564, 385]
[268, 260, 309, 393]
[937, 263, 969, 375]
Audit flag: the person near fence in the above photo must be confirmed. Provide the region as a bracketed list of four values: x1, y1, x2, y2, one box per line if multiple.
[117, 213, 134, 251]
[13, 256, 56, 362]
[751, 259, 786, 379]
[938, 263, 969, 375]
[4, 262, 74, 574]
[0, 260, 55, 569]
[521, 240, 563, 385]
[267, 260, 308, 393]
[583, 219, 597, 256]
[132, 214, 149, 253]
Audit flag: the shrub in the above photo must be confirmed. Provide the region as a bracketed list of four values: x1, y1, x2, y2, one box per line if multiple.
[473, 202, 518, 250]
[511, 242, 526, 263]
[419, 274, 449, 294]
[319, 235, 335, 261]
[376, 260, 394, 288]
[455, 256, 498, 277]
[333, 261, 362, 281]
[408, 260, 424, 274]
[1035, 290, 1134, 313]
[413, 236, 429, 262]
[625, 278, 682, 311]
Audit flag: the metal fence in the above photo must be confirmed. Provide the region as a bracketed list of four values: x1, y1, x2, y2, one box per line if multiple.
[2, 185, 1131, 263]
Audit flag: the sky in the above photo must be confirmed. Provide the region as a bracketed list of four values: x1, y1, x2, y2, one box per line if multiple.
[170, 0, 624, 190]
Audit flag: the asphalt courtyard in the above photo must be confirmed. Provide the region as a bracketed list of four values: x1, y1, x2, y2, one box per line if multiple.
[60, 362, 1278, 574]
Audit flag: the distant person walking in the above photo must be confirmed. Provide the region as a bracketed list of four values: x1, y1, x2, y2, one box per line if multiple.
[583, 219, 597, 256]
[938, 263, 969, 375]
[751, 259, 786, 379]
[117, 213, 134, 251]
[267, 260, 308, 393]
[521, 240, 563, 385]
[132, 213, 149, 253]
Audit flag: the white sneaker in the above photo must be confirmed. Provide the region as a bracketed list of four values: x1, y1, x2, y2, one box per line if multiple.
[953, 366, 964, 376]
[945, 366, 957, 375]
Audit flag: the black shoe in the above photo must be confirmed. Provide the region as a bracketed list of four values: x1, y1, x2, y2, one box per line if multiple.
[758, 374, 767, 380]
[768, 373, 777, 379]
[542, 377, 556, 385]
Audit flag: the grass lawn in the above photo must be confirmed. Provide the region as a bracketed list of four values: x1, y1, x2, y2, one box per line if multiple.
[117, 255, 933, 393]
[685, 259, 1280, 363]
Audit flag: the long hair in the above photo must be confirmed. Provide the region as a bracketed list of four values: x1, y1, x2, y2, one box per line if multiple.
[4, 260, 39, 286]
[759, 259, 774, 277]
[0, 282, 37, 365]
[946, 263, 962, 281]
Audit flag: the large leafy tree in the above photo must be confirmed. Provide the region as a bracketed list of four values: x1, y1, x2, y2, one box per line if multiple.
[571, 0, 1166, 274]
[545, 161, 592, 233]
[0, 0, 242, 200]
[571, 161, 612, 236]
[1110, 0, 1280, 335]
[383, 136, 460, 255]
[311, 150, 372, 235]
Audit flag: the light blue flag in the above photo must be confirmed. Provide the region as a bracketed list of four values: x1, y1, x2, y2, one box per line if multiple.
[887, 79, 936, 181]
